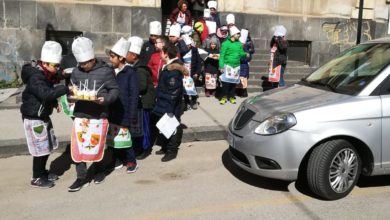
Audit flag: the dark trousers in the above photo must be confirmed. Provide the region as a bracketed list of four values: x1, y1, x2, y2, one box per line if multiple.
[75, 161, 105, 180]
[113, 147, 136, 164]
[32, 155, 49, 178]
[150, 112, 183, 154]
[184, 95, 197, 105]
[221, 82, 236, 99]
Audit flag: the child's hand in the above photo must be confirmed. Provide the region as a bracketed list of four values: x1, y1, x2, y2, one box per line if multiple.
[56, 105, 62, 113]
[97, 97, 104, 105]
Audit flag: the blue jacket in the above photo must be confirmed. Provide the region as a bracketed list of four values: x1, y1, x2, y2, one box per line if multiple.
[240, 38, 255, 77]
[109, 65, 139, 127]
[153, 59, 185, 120]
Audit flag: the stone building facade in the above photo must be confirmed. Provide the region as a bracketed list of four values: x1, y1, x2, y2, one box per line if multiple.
[0, 0, 388, 81]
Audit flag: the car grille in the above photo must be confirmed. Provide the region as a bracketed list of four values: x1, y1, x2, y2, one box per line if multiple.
[229, 146, 250, 167]
[233, 106, 256, 130]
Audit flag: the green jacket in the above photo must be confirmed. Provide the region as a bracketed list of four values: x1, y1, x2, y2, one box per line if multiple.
[135, 63, 156, 110]
[219, 38, 247, 69]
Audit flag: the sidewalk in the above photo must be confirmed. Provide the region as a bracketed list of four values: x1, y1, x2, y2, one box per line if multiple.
[0, 93, 260, 157]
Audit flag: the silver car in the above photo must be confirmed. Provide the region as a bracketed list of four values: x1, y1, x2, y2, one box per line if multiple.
[227, 38, 390, 200]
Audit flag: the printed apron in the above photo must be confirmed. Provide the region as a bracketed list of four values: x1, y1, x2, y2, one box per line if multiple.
[23, 118, 58, 157]
[183, 76, 197, 96]
[182, 51, 198, 96]
[268, 45, 281, 82]
[106, 123, 132, 149]
[219, 65, 240, 84]
[205, 73, 217, 89]
[59, 95, 75, 117]
[71, 118, 109, 163]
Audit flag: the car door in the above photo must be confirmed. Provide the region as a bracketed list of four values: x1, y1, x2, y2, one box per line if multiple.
[380, 76, 390, 167]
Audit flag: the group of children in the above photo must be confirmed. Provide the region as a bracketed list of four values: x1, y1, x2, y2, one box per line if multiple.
[20, 0, 257, 192]
[168, 0, 255, 106]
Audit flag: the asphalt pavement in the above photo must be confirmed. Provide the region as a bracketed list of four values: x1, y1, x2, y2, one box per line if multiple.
[0, 91, 260, 157]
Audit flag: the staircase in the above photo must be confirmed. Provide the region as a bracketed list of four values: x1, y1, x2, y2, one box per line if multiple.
[245, 49, 316, 93]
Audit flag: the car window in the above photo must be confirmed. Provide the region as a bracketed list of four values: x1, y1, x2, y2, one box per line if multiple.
[304, 43, 390, 95]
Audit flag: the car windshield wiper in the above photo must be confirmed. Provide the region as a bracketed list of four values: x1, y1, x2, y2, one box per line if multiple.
[303, 80, 338, 92]
[324, 83, 337, 92]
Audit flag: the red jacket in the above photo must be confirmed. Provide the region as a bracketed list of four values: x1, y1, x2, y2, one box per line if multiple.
[197, 19, 209, 44]
[148, 52, 165, 87]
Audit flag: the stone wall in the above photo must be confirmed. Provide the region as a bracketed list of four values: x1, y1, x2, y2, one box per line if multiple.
[0, 0, 389, 81]
[0, 0, 160, 81]
[218, 12, 388, 67]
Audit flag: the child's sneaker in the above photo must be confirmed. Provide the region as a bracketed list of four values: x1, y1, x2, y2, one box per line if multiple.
[219, 97, 227, 105]
[114, 159, 124, 170]
[47, 173, 59, 181]
[126, 162, 138, 173]
[31, 177, 54, 189]
[191, 102, 198, 110]
[229, 97, 236, 104]
[68, 178, 89, 192]
[93, 172, 106, 184]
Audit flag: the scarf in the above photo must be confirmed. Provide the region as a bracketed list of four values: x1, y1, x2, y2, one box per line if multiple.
[38, 62, 60, 84]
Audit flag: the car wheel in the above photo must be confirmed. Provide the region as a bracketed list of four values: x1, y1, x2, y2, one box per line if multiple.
[307, 139, 362, 200]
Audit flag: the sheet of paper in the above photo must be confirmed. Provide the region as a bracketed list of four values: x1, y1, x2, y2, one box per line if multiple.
[156, 113, 180, 139]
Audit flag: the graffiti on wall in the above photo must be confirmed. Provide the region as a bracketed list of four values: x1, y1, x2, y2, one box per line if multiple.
[0, 35, 21, 82]
[322, 20, 372, 45]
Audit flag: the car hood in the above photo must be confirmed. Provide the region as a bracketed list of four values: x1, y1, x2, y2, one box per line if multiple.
[246, 84, 350, 122]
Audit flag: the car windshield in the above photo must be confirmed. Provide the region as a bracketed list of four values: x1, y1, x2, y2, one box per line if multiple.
[302, 43, 390, 95]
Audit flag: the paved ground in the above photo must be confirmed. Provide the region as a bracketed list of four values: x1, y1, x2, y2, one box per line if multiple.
[0, 92, 260, 157]
[2, 140, 390, 220]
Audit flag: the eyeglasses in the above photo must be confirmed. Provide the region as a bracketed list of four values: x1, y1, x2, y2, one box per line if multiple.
[48, 63, 60, 68]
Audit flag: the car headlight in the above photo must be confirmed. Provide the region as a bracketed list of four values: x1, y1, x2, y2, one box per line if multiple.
[254, 113, 297, 135]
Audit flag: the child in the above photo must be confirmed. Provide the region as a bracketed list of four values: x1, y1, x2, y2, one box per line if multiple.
[68, 37, 119, 192]
[237, 29, 255, 97]
[21, 41, 69, 188]
[219, 26, 248, 105]
[182, 35, 202, 110]
[203, 35, 220, 97]
[150, 42, 186, 162]
[107, 37, 139, 173]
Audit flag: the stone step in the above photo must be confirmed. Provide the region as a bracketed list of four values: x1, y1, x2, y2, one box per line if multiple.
[252, 54, 270, 60]
[249, 60, 306, 67]
[248, 66, 315, 74]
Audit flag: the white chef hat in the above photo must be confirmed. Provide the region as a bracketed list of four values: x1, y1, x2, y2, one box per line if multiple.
[203, 9, 210, 18]
[128, 36, 144, 55]
[111, 37, 130, 58]
[226, 14, 235, 25]
[169, 24, 181, 37]
[239, 29, 249, 44]
[274, 25, 287, 37]
[41, 41, 62, 64]
[206, 21, 216, 35]
[149, 21, 162, 36]
[229, 26, 240, 36]
[208, 1, 217, 9]
[181, 25, 193, 35]
[72, 37, 95, 63]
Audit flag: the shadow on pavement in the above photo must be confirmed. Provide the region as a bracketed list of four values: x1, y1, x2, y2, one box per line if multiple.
[221, 149, 290, 191]
[357, 175, 390, 188]
[49, 144, 116, 181]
